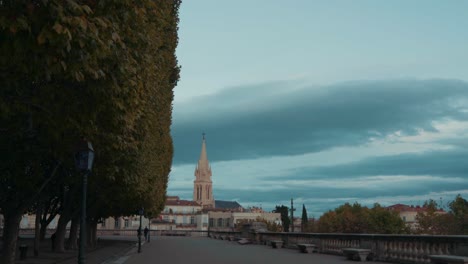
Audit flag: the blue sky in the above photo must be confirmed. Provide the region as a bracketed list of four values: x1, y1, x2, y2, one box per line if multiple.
[168, 1, 468, 216]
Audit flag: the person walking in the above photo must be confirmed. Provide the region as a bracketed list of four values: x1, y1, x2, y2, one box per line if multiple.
[144, 227, 149, 242]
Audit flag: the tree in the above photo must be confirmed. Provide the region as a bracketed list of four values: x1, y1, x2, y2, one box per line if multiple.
[301, 204, 308, 232]
[449, 194, 468, 234]
[1, 0, 181, 262]
[274, 205, 290, 232]
[368, 203, 407, 234]
[416, 199, 445, 234]
[316, 202, 407, 234]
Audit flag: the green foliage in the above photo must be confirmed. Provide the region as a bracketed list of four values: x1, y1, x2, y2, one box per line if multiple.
[274, 205, 290, 232]
[449, 195, 468, 234]
[1, 0, 181, 261]
[301, 204, 308, 232]
[416, 195, 468, 235]
[316, 202, 407, 234]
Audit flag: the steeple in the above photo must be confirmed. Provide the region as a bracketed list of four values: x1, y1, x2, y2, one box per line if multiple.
[194, 133, 214, 208]
[197, 132, 210, 173]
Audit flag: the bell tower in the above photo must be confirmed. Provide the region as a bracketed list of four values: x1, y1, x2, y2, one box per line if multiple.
[193, 133, 215, 208]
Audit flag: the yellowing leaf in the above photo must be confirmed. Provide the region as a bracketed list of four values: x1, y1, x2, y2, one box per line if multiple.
[53, 23, 63, 34]
[60, 61, 67, 71]
[37, 31, 46, 44]
[82, 5, 93, 15]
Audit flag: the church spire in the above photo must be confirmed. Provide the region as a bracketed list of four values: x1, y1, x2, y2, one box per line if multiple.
[194, 133, 214, 208]
[198, 132, 209, 172]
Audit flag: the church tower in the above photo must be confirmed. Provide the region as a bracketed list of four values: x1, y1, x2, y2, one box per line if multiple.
[193, 133, 215, 208]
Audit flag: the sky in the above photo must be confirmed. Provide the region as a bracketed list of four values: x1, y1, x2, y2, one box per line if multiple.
[168, 0, 468, 217]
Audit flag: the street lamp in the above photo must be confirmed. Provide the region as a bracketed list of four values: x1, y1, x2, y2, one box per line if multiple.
[75, 140, 95, 264]
[138, 208, 144, 253]
[147, 214, 151, 243]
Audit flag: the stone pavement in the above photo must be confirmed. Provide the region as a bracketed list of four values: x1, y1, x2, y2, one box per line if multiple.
[11, 237, 136, 264]
[124, 236, 384, 264]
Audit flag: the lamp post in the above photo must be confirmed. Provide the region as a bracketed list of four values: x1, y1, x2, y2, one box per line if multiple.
[148, 216, 151, 243]
[138, 208, 144, 253]
[75, 140, 95, 264]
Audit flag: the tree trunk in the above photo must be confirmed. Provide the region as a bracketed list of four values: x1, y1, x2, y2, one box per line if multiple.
[1, 212, 22, 264]
[39, 223, 47, 241]
[53, 213, 70, 252]
[39, 209, 57, 241]
[66, 216, 79, 250]
[34, 206, 41, 256]
[86, 220, 98, 248]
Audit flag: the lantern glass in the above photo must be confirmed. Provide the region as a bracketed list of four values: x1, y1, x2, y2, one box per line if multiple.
[75, 141, 95, 171]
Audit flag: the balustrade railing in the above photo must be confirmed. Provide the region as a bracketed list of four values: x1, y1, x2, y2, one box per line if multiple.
[208, 230, 468, 264]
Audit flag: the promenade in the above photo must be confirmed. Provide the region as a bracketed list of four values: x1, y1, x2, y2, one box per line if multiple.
[11, 237, 136, 264]
[124, 236, 382, 264]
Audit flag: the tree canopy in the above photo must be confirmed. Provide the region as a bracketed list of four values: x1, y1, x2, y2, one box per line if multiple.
[315, 202, 407, 234]
[274, 205, 290, 232]
[416, 195, 468, 235]
[1, 1, 181, 262]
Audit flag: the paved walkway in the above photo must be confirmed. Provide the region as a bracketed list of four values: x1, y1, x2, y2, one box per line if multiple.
[124, 236, 383, 264]
[11, 237, 136, 264]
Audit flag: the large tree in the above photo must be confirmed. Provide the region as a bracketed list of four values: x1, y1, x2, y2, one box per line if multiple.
[1, 0, 180, 262]
[316, 202, 407, 234]
[274, 205, 290, 232]
[301, 204, 308, 232]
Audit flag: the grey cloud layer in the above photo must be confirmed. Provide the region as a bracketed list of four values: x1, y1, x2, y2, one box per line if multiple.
[274, 149, 468, 181]
[172, 79, 468, 164]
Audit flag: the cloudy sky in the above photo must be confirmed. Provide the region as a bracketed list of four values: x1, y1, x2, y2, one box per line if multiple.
[168, 0, 468, 216]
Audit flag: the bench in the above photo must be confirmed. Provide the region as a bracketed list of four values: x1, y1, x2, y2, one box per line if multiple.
[271, 240, 284, 249]
[342, 248, 372, 261]
[227, 236, 237, 241]
[238, 238, 252, 245]
[297, 243, 318, 253]
[429, 255, 468, 264]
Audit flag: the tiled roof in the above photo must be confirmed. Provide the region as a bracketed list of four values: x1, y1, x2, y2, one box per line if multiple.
[215, 200, 243, 209]
[386, 204, 445, 213]
[166, 199, 201, 206]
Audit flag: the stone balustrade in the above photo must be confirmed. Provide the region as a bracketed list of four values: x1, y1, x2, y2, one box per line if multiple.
[208, 230, 468, 264]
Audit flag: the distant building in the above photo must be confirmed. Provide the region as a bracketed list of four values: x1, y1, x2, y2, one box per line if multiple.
[158, 196, 208, 231]
[161, 134, 280, 231]
[207, 207, 281, 231]
[387, 203, 446, 230]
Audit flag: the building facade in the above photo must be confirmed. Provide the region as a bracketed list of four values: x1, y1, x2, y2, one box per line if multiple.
[158, 196, 208, 231]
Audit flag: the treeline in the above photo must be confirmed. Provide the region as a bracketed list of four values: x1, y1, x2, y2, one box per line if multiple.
[415, 195, 468, 235]
[1, 1, 181, 263]
[305, 203, 408, 234]
[302, 195, 468, 235]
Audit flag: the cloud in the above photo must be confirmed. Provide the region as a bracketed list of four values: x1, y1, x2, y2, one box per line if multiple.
[285, 149, 468, 180]
[169, 78, 468, 215]
[171, 79, 468, 164]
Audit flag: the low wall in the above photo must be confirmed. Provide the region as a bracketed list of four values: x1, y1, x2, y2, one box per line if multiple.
[8, 228, 209, 238]
[209, 230, 468, 264]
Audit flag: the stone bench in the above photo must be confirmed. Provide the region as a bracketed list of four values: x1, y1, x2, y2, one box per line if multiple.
[297, 243, 318, 253]
[429, 255, 468, 264]
[342, 248, 372, 261]
[270, 240, 284, 249]
[227, 236, 239, 241]
[238, 238, 252, 245]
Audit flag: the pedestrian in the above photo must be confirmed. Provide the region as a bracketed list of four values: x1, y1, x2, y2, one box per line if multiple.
[144, 227, 149, 241]
[51, 232, 56, 251]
